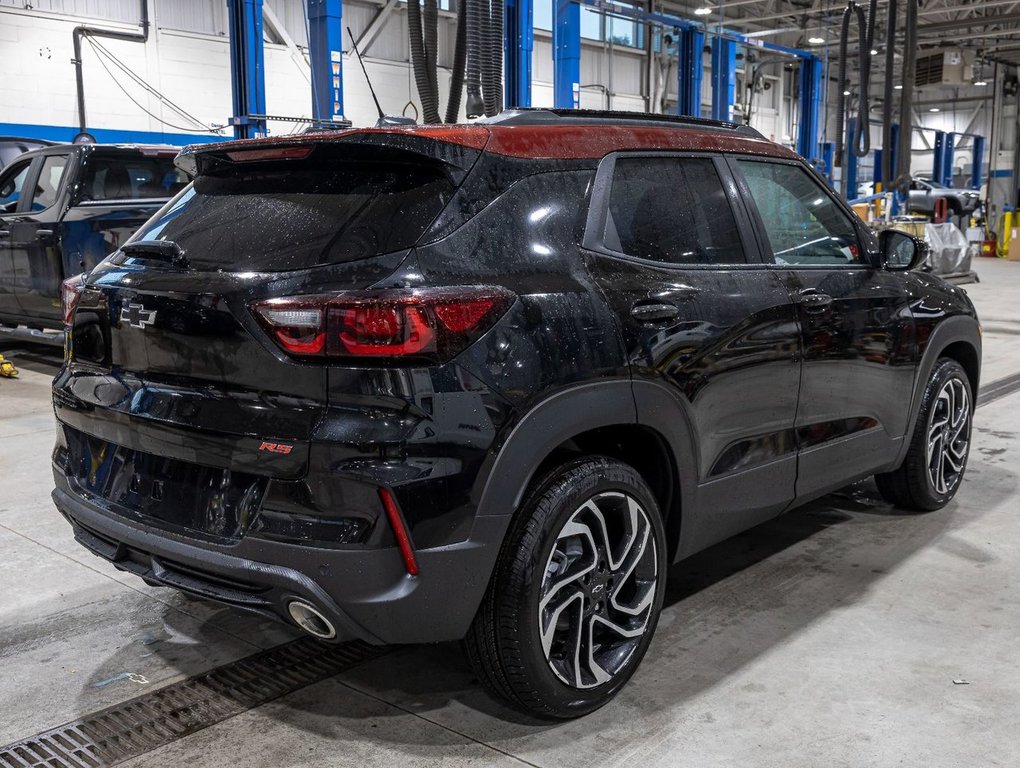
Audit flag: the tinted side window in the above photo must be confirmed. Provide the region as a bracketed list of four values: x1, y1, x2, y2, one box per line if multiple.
[81, 153, 187, 201]
[0, 160, 32, 213]
[30, 155, 69, 211]
[737, 160, 861, 266]
[606, 156, 746, 265]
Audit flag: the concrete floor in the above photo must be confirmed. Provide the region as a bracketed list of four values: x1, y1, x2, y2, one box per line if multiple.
[2, 257, 1019, 767]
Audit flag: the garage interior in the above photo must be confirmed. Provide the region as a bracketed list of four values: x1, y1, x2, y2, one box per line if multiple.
[2, 0, 1020, 765]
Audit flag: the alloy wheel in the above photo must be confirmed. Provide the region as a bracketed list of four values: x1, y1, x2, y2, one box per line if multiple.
[925, 377, 971, 496]
[537, 491, 658, 689]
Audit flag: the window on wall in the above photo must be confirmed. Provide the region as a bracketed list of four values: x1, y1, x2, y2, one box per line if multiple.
[534, 0, 644, 49]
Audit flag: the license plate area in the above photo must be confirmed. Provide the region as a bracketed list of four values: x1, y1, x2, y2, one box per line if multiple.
[63, 426, 268, 541]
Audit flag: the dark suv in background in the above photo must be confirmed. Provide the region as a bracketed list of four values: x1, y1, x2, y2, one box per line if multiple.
[0, 143, 185, 335]
[53, 110, 980, 719]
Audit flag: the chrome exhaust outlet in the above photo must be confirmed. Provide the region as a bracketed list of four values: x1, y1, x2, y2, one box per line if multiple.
[287, 600, 337, 640]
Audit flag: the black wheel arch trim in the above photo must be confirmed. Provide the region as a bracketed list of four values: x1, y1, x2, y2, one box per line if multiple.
[894, 314, 981, 469]
[473, 378, 698, 563]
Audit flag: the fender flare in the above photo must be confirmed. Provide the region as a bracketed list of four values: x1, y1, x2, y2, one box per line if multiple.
[473, 377, 700, 561]
[893, 314, 981, 468]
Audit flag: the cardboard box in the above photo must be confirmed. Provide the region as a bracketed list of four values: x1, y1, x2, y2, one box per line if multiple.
[1008, 228, 1020, 261]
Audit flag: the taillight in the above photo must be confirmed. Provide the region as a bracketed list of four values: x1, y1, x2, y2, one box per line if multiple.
[251, 286, 514, 362]
[61, 274, 85, 326]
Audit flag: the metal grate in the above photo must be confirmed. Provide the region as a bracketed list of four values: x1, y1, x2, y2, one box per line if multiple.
[0, 638, 389, 767]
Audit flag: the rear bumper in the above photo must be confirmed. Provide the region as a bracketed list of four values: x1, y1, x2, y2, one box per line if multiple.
[52, 471, 511, 645]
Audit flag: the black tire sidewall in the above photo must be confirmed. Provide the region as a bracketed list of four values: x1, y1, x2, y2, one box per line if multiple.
[502, 457, 667, 717]
[913, 359, 973, 508]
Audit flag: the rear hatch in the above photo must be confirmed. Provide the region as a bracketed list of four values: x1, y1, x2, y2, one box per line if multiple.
[56, 134, 483, 536]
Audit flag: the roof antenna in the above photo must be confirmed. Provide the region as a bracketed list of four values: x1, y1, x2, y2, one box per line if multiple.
[347, 27, 416, 127]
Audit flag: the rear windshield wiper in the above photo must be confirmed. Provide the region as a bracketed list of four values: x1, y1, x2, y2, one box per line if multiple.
[120, 240, 190, 269]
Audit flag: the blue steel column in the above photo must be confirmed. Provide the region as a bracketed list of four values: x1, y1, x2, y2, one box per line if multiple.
[308, 0, 345, 123]
[821, 141, 835, 186]
[844, 117, 858, 198]
[796, 55, 821, 162]
[506, 0, 533, 107]
[942, 132, 956, 186]
[553, 0, 580, 108]
[933, 131, 946, 185]
[227, 0, 267, 139]
[677, 28, 704, 117]
[710, 36, 735, 122]
[972, 135, 985, 189]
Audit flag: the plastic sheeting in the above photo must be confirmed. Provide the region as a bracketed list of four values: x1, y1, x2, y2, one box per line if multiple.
[925, 222, 971, 275]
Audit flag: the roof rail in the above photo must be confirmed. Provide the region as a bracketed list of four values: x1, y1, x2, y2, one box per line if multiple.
[479, 108, 766, 139]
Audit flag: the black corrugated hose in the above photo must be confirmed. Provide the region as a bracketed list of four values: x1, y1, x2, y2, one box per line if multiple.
[407, 0, 440, 123]
[466, 0, 484, 118]
[835, 4, 852, 168]
[423, 0, 440, 120]
[835, 0, 870, 180]
[478, 0, 494, 117]
[486, 0, 503, 116]
[881, 0, 897, 184]
[853, 0, 876, 157]
[445, 0, 467, 122]
[896, 0, 918, 192]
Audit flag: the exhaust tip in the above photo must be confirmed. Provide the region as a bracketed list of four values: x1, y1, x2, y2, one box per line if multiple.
[287, 601, 337, 640]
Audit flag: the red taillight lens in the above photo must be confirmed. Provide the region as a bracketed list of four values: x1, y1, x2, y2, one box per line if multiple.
[251, 286, 513, 362]
[61, 274, 85, 326]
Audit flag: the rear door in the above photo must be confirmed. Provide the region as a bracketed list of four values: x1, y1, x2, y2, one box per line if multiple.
[0, 157, 34, 320]
[582, 152, 802, 555]
[9, 152, 70, 322]
[730, 157, 917, 501]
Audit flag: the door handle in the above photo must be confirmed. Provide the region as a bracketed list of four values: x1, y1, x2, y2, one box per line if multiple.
[36, 229, 54, 237]
[630, 302, 680, 323]
[797, 290, 833, 312]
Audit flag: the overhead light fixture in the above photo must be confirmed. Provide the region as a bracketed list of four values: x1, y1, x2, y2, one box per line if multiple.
[694, 6, 713, 15]
[808, 36, 825, 45]
[842, 90, 851, 96]
[929, 107, 940, 112]
[973, 59, 988, 88]
[974, 79, 988, 87]
[894, 84, 903, 90]
[870, 48, 879, 55]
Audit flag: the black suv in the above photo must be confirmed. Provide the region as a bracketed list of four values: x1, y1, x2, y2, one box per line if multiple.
[53, 110, 981, 719]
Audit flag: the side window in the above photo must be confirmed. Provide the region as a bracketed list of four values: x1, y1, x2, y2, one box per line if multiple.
[605, 156, 746, 265]
[737, 160, 862, 266]
[29, 155, 69, 211]
[0, 161, 33, 214]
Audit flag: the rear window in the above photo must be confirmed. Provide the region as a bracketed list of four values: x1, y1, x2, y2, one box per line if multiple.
[81, 151, 188, 201]
[128, 150, 455, 271]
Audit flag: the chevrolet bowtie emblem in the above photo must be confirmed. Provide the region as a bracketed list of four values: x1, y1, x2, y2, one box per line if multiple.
[121, 302, 157, 329]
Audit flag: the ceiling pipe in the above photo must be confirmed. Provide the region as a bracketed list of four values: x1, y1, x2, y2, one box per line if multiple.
[72, 0, 150, 136]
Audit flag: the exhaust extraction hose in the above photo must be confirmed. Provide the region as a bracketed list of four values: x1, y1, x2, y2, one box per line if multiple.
[881, 0, 897, 185]
[423, 0, 440, 120]
[445, 0, 467, 122]
[896, 0, 919, 191]
[466, 0, 484, 118]
[407, 0, 440, 123]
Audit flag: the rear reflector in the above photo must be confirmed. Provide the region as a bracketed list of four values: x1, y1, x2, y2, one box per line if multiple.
[378, 487, 419, 576]
[61, 273, 85, 326]
[251, 286, 513, 363]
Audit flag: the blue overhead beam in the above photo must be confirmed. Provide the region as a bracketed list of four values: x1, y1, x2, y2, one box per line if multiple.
[710, 37, 735, 122]
[506, 0, 534, 107]
[553, 0, 581, 108]
[226, 0, 267, 139]
[677, 28, 704, 117]
[307, 0, 345, 123]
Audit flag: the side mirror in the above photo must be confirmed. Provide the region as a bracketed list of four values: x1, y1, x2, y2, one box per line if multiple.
[880, 229, 928, 271]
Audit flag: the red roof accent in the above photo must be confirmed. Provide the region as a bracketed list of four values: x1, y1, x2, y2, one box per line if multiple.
[186, 122, 798, 162]
[482, 125, 798, 160]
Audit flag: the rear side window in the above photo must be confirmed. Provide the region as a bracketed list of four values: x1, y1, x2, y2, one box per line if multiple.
[736, 160, 861, 265]
[130, 151, 456, 271]
[81, 152, 187, 201]
[605, 156, 745, 265]
[30, 155, 69, 211]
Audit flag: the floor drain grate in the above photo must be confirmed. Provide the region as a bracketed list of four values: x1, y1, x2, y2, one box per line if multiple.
[0, 638, 389, 767]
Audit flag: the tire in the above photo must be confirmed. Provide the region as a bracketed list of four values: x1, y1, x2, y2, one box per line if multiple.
[875, 358, 973, 511]
[464, 456, 667, 719]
